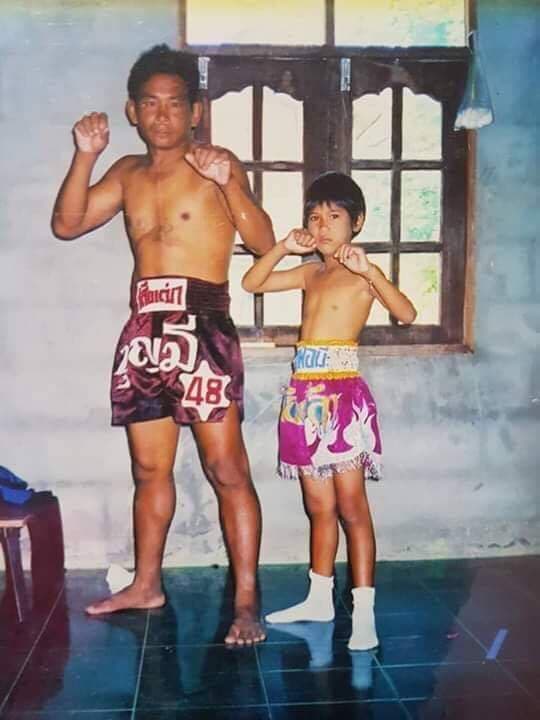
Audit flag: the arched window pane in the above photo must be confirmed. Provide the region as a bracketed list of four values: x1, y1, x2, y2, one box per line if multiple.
[212, 87, 252, 161]
[263, 86, 303, 162]
[353, 89, 392, 161]
[402, 88, 442, 160]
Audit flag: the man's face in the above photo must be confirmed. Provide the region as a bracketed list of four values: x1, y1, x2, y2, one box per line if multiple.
[127, 73, 201, 149]
[306, 202, 362, 256]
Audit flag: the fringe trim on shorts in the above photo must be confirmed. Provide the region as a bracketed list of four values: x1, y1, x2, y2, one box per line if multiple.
[279, 451, 382, 483]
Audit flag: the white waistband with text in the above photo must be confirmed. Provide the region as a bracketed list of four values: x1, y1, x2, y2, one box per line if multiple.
[293, 345, 359, 374]
[136, 278, 187, 313]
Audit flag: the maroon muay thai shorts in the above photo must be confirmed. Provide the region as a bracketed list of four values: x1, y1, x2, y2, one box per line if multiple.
[110, 276, 244, 425]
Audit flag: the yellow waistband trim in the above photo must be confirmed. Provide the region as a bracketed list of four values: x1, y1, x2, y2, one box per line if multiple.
[293, 370, 360, 380]
[298, 339, 358, 347]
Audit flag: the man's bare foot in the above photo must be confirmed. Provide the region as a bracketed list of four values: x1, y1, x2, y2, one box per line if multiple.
[224, 608, 266, 646]
[85, 583, 166, 615]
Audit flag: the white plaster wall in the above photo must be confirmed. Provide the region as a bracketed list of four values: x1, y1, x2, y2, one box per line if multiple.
[0, 0, 538, 569]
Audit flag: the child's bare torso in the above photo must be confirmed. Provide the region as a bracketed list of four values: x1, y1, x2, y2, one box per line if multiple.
[120, 154, 236, 282]
[300, 262, 374, 342]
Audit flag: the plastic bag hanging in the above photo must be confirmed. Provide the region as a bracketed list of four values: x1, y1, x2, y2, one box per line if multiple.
[454, 31, 494, 130]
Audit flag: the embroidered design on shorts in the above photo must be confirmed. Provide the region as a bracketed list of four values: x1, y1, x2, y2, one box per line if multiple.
[279, 344, 382, 482]
[179, 360, 231, 421]
[113, 315, 198, 391]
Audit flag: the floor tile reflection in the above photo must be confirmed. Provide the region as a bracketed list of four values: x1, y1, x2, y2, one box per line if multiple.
[0, 557, 538, 719]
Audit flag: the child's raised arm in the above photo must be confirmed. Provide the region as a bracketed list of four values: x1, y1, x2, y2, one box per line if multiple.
[242, 229, 317, 293]
[334, 244, 417, 325]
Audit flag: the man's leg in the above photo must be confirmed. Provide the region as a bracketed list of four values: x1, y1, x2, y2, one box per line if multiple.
[192, 403, 265, 645]
[86, 417, 179, 614]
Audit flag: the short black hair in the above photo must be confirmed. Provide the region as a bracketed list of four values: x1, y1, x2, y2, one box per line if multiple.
[127, 44, 199, 104]
[304, 172, 366, 237]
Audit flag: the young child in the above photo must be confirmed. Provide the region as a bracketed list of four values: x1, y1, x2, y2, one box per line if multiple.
[242, 172, 416, 650]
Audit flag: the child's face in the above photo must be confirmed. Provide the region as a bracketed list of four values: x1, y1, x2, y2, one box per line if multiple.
[126, 73, 201, 149]
[305, 202, 362, 256]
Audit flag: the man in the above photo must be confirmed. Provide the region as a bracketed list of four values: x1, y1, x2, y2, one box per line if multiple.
[52, 44, 275, 645]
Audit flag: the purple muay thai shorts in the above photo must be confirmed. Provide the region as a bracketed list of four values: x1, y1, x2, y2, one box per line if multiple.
[279, 341, 382, 482]
[111, 276, 243, 425]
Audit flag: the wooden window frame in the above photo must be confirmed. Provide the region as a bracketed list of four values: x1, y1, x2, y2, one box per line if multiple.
[179, 2, 473, 350]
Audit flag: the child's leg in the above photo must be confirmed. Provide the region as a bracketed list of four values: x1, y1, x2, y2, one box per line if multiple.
[334, 467, 375, 587]
[302, 471, 340, 578]
[334, 467, 378, 650]
[265, 472, 338, 623]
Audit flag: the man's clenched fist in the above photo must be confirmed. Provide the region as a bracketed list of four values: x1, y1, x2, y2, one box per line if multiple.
[73, 112, 109, 154]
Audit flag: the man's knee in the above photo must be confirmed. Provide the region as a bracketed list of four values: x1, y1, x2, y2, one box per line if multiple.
[131, 455, 174, 486]
[202, 450, 250, 492]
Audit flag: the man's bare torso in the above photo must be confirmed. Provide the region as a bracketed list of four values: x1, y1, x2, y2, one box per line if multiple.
[120, 154, 236, 283]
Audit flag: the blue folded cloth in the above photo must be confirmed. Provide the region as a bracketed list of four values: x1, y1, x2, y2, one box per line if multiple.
[0, 466, 34, 505]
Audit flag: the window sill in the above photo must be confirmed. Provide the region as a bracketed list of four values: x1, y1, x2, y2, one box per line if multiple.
[241, 342, 473, 362]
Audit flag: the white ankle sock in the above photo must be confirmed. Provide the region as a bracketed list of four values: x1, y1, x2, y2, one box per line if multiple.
[265, 569, 335, 623]
[348, 586, 378, 651]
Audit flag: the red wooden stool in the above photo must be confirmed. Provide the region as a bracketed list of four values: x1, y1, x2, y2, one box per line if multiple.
[0, 491, 64, 622]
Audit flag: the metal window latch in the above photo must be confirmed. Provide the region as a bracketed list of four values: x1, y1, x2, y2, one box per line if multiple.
[198, 56, 209, 90]
[340, 58, 351, 92]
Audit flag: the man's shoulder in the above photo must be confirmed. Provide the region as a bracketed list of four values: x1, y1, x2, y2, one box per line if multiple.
[108, 154, 146, 177]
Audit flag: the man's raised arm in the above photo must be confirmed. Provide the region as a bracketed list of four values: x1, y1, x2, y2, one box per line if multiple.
[52, 112, 123, 240]
[185, 145, 275, 256]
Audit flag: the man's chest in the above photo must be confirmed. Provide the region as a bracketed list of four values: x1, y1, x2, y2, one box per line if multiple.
[123, 170, 219, 217]
[123, 174, 227, 239]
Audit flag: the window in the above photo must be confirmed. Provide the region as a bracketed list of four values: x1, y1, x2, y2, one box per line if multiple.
[180, 0, 471, 348]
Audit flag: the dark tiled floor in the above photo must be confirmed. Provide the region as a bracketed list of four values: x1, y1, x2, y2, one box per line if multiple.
[1, 557, 539, 719]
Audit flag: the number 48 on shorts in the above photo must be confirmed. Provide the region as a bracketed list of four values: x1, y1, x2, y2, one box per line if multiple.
[180, 360, 231, 421]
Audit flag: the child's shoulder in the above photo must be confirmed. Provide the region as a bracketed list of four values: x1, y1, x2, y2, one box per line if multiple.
[303, 259, 322, 272]
[301, 259, 322, 279]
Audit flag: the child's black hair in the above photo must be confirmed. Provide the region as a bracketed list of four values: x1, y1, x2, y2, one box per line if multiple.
[127, 44, 199, 105]
[303, 172, 366, 237]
